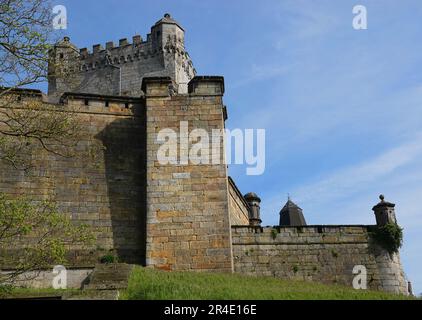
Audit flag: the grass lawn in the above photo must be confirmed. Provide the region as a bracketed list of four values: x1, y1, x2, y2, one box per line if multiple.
[0, 287, 76, 299]
[121, 266, 414, 300]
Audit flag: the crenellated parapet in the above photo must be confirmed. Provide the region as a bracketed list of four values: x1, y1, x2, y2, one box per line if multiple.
[48, 14, 196, 101]
[76, 34, 194, 73]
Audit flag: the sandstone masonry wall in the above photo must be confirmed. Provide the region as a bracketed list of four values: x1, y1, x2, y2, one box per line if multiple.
[144, 77, 233, 272]
[232, 225, 408, 294]
[228, 177, 249, 226]
[0, 93, 146, 267]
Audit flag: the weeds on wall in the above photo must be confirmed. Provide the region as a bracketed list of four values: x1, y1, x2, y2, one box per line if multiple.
[371, 223, 403, 254]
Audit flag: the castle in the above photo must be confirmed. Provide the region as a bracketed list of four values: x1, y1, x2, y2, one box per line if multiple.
[0, 14, 410, 295]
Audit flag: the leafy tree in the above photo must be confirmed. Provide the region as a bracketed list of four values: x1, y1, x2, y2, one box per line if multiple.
[0, 0, 97, 291]
[0, 0, 54, 91]
[0, 0, 84, 169]
[0, 193, 94, 288]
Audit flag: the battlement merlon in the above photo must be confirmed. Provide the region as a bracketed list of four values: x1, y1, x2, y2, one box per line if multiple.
[141, 76, 225, 97]
[58, 13, 188, 60]
[48, 14, 196, 99]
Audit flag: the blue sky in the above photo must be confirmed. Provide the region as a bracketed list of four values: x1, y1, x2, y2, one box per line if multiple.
[45, 0, 422, 295]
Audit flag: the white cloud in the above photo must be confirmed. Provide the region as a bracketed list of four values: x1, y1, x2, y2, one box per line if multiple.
[260, 133, 422, 226]
[294, 133, 422, 205]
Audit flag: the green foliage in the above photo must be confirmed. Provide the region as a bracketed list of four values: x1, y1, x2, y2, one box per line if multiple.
[331, 250, 339, 258]
[0, 193, 94, 285]
[121, 267, 414, 300]
[371, 223, 403, 254]
[293, 265, 299, 273]
[0, 0, 54, 90]
[270, 229, 278, 240]
[100, 254, 118, 264]
[0, 284, 12, 296]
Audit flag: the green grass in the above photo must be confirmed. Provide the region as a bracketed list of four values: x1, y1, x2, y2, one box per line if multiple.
[121, 266, 414, 300]
[0, 287, 76, 299]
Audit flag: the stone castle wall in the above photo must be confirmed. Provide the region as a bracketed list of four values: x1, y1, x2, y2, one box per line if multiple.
[0, 85, 409, 295]
[0, 92, 147, 267]
[232, 225, 408, 294]
[228, 177, 250, 226]
[144, 77, 233, 272]
[0, 14, 410, 295]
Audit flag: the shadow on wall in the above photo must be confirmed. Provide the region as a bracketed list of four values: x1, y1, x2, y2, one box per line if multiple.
[96, 105, 146, 265]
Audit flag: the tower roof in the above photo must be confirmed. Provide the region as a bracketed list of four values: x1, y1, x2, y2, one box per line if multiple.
[154, 13, 184, 31]
[54, 36, 78, 50]
[281, 199, 302, 212]
[279, 199, 307, 226]
[372, 194, 395, 211]
[244, 192, 261, 202]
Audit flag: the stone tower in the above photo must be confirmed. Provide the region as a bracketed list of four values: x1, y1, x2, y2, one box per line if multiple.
[279, 198, 307, 226]
[142, 76, 233, 272]
[48, 14, 196, 101]
[244, 192, 262, 226]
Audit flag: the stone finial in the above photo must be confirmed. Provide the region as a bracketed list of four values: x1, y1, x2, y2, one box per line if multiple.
[244, 192, 262, 226]
[63, 36, 70, 42]
[164, 13, 171, 18]
[372, 194, 397, 226]
[408, 281, 413, 296]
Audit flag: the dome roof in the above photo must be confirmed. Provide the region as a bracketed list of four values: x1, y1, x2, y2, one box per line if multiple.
[244, 192, 261, 202]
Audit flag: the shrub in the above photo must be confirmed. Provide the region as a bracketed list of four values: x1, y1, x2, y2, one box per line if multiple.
[271, 229, 278, 240]
[371, 223, 403, 254]
[100, 254, 117, 264]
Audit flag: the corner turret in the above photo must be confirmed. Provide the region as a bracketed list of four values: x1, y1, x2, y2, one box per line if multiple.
[149, 13, 195, 93]
[372, 194, 397, 226]
[244, 192, 262, 226]
[48, 36, 79, 100]
[150, 13, 185, 50]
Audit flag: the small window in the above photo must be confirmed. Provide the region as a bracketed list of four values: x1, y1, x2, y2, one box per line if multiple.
[125, 102, 129, 109]
[84, 99, 89, 106]
[157, 31, 161, 38]
[105, 101, 109, 107]
[59, 53, 64, 59]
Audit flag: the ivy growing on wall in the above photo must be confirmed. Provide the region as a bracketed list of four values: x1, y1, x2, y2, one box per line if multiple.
[371, 223, 403, 254]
